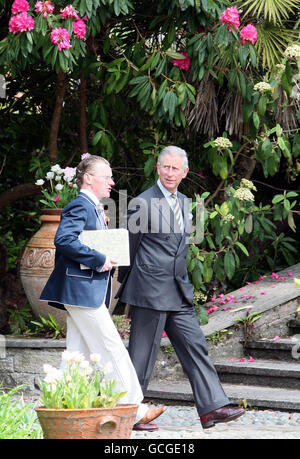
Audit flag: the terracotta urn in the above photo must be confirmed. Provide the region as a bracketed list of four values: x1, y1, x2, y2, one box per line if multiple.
[36, 404, 138, 439]
[20, 208, 120, 325]
[20, 208, 67, 326]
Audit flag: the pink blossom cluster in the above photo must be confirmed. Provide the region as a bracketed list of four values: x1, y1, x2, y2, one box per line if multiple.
[11, 0, 30, 14]
[9, 1, 87, 51]
[35, 1, 54, 18]
[60, 5, 79, 20]
[50, 27, 72, 51]
[219, 6, 240, 32]
[9, 11, 34, 34]
[240, 24, 257, 45]
[9, 0, 34, 34]
[73, 19, 87, 39]
[219, 7, 257, 46]
[172, 51, 191, 71]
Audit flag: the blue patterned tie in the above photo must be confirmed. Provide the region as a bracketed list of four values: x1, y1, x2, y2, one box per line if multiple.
[171, 193, 183, 233]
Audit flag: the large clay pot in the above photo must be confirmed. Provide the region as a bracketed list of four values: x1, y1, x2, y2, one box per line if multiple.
[20, 208, 120, 326]
[20, 208, 67, 326]
[36, 404, 138, 439]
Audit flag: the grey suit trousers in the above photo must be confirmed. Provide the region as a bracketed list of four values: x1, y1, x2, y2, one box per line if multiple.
[128, 304, 230, 417]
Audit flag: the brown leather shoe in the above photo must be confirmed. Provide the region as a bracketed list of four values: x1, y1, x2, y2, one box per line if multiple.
[135, 405, 167, 425]
[200, 406, 245, 429]
[133, 423, 159, 431]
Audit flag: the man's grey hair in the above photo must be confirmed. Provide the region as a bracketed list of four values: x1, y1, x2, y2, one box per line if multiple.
[158, 146, 189, 170]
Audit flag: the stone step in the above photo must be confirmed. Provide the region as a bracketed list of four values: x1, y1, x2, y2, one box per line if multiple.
[288, 319, 300, 335]
[245, 338, 300, 362]
[146, 379, 300, 412]
[214, 359, 300, 389]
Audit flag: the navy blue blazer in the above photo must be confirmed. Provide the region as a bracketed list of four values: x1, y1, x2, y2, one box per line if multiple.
[40, 192, 111, 309]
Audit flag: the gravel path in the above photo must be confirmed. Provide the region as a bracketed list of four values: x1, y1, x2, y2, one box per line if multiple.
[131, 405, 300, 439]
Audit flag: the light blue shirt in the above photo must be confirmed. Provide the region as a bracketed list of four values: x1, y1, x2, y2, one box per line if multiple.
[157, 179, 184, 233]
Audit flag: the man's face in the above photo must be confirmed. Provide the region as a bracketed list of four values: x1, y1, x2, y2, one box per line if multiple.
[157, 153, 188, 193]
[83, 162, 114, 199]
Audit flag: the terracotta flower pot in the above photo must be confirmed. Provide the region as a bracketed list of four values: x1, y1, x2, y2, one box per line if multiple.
[20, 208, 67, 326]
[36, 404, 138, 439]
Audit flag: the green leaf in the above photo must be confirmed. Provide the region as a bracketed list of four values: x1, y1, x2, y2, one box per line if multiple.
[224, 251, 235, 280]
[235, 241, 249, 257]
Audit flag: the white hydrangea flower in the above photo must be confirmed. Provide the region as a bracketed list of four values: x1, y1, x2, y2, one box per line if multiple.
[284, 44, 300, 59]
[213, 137, 233, 149]
[253, 82, 272, 93]
[233, 188, 255, 202]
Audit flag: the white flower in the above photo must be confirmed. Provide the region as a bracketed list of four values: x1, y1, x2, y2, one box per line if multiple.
[81, 153, 91, 160]
[240, 178, 257, 191]
[35, 179, 45, 186]
[90, 353, 101, 364]
[284, 44, 300, 59]
[55, 183, 64, 191]
[102, 362, 113, 375]
[51, 164, 63, 174]
[63, 167, 76, 182]
[233, 188, 255, 202]
[213, 137, 233, 150]
[253, 82, 272, 93]
[61, 350, 73, 362]
[46, 171, 55, 180]
[43, 363, 54, 374]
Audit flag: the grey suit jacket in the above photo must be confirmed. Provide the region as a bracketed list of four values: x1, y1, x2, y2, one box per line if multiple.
[117, 184, 194, 311]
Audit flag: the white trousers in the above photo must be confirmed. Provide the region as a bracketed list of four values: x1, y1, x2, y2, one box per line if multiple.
[64, 304, 148, 423]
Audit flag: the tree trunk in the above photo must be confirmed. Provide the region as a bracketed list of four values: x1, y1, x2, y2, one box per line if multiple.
[79, 72, 88, 154]
[48, 69, 66, 162]
[0, 183, 40, 211]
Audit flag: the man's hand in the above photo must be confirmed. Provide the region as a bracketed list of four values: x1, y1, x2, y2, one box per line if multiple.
[100, 257, 117, 272]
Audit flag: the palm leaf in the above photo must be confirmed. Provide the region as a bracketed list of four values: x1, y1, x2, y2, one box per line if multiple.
[256, 23, 299, 68]
[239, 0, 299, 25]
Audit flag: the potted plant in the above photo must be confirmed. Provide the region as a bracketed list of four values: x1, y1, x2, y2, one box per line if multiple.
[36, 350, 138, 439]
[20, 163, 78, 325]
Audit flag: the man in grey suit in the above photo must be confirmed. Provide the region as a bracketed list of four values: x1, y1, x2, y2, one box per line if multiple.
[117, 146, 245, 429]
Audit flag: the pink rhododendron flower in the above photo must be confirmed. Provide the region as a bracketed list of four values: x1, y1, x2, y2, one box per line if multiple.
[50, 27, 72, 51]
[248, 357, 255, 362]
[35, 1, 54, 18]
[219, 7, 240, 32]
[273, 336, 280, 341]
[240, 24, 257, 45]
[11, 0, 30, 14]
[260, 291, 267, 295]
[9, 12, 34, 33]
[239, 358, 245, 362]
[60, 5, 79, 20]
[73, 19, 86, 39]
[172, 52, 191, 71]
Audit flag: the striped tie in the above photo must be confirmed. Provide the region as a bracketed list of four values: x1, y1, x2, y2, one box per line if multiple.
[171, 193, 183, 233]
[97, 204, 108, 229]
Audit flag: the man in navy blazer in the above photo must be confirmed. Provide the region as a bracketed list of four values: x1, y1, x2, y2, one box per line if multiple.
[117, 146, 245, 429]
[40, 154, 166, 429]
